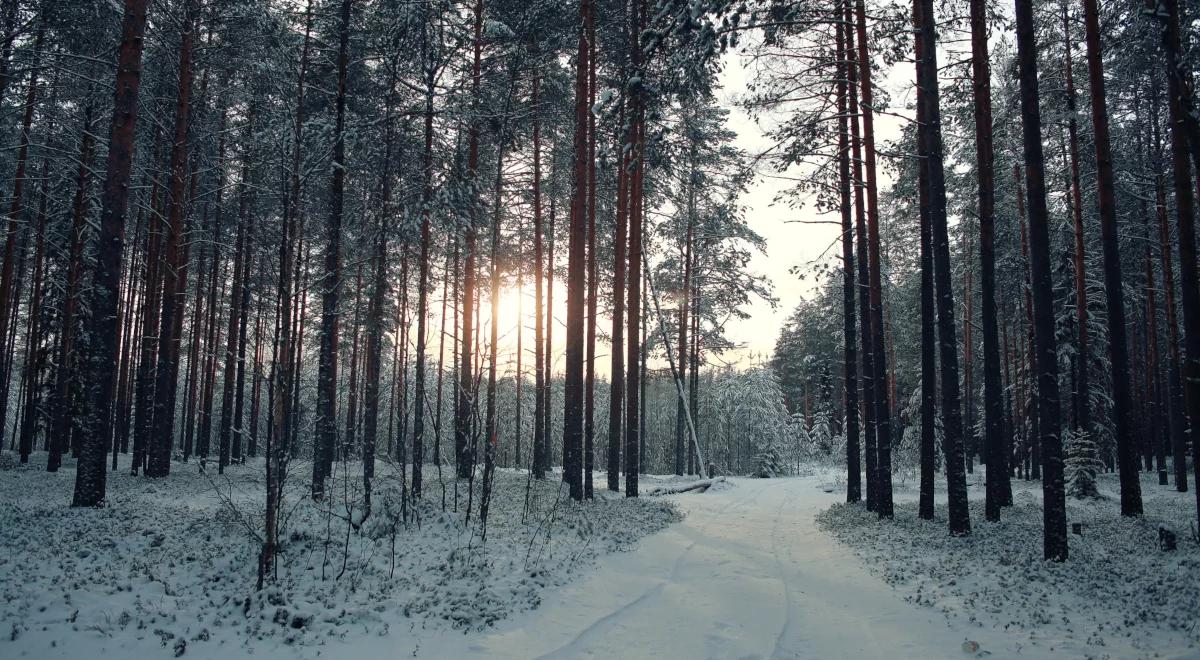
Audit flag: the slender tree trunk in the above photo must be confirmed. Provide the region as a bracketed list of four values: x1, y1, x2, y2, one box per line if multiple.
[836, 17, 860, 501]
[0, 23, 43, 451]
[17, 153, 48, 464]
[232, 182, 255, 464]
[181, 203, 208, 463]
[607, 96, 628, 492]
[455, 0, 485, 481]
[1155, 166, 1187, 490]
[73, 0, 151, 506]
[146, 5, 196, 478]
[845, 0, 876, 511]
[515, 219, 524, 469]
[916, 0, 970, 535]
[532, 59, 547, 480]
[583, 5, 598, 499]
[218, 189, 248, 473]
[546, 197, 556, 474]
[854, 0, 893, 517]
[198, 211, 223, 462]
[362, 97, 395, 522]
[1081, 0, 1142, 515]
[972, 0, 1009, 517]
[624, 0, 645, 498]
[562, 0, 592, 502]
[47, 106, 95, 469]
[312, 0, 352, 498]
[482, 97, 511, 522]
[417, 10, 452, 494]
[675, 131, 696, 478]
[344, 268, 363, 459]
[566, 0, 595, 501]
[1015, 0, 1067, 560]
[1062, 7, 1093, 453]
[915, 2, 936, 520]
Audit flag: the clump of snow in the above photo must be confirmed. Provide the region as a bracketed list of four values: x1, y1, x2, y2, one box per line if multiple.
[817, 471, 1200, 657]
[0, 456, 679, 657]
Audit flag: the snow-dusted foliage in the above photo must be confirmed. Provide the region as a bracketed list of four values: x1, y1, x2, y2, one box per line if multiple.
[1064, 428, 1104, 499]
[818, 471, 1200, 657]
[895, 382, 940, 482]
[0, 459, 679, 657]
[707, 366, 794, 477]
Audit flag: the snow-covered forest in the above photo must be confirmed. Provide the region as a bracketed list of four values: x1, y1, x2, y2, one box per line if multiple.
[1, 0, 1198, 656]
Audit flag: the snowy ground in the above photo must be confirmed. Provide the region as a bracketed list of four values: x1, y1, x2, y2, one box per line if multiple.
[4, 454, 1194, 659]
[819, 469, 1200, 659]
[0, 454, 679, 659]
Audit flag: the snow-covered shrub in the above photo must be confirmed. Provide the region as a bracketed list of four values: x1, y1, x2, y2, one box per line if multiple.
[895, 382, 940, 482]
[1065, 428, 1103, 499]
[710, 366, 794, 477]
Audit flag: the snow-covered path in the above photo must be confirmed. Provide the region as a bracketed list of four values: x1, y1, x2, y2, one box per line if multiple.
[388, 476, 1050, 660]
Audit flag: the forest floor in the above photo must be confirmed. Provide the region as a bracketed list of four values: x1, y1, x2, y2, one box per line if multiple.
[3, 455, 1196, 659]
[819, 468, 1200, 659]
[0, 453, 679, 659]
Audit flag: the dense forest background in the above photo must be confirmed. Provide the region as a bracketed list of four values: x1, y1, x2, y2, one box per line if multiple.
[0, 0, 1197, 583]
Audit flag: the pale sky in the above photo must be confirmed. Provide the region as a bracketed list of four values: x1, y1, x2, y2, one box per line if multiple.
[715, 54, 830, 367]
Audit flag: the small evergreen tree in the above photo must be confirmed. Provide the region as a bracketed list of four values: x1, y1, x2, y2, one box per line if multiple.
[1065, 428, 1103, 499]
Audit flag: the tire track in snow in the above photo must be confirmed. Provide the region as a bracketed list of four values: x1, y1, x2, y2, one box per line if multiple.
[769, 480, 802, 660]
[533, 540, 697, 660]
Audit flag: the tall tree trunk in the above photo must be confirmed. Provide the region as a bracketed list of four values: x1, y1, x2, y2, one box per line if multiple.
[181, 202, 208, 463]
[624, 0, 645, 498]
[546, 197, 556, 475]
[845, 0, 876, 511]
[1062, 7, 1093, 451]
[218, 186, 248, 473]
[0, 24, 42, 455]
[531, 58, 547, 480]
[455, 0, 484, 481]
[146, 5, 196, 478]
[362, 95, 395, 522]
[73, 0, 151, 506]
[344, 268, 363, 459]
[47, 106, 95, 470]
[17, 152, 49, 464]
[583, 5, 598, 499]
[607, 87, 628, 492]
[1015, 0, 1067, 560]
[1155, 164, 1187, 490]
[854, 0, 893, 517]
[973, 0, 1009, 518]
[198, 210, 224, 462]
[675, 128, 696, 478]
[1081, 0, 1142, 514]
[232, 177, 256, 464]
[915, 0, 936, 521]
[836, 16, 859, 502]
[916, 0, 970, 535]
[483, 98, 511, 522]
[261, 0, 312, 586]
[312, 0, 352, 498]
[563, 0, 592, 502]
[417, 12, 451, 495]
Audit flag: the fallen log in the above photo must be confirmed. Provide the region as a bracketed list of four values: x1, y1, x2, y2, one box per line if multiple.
[644, 476, 727, 496]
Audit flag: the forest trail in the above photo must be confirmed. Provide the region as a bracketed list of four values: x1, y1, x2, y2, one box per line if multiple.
[399, 476, 1052, 660]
